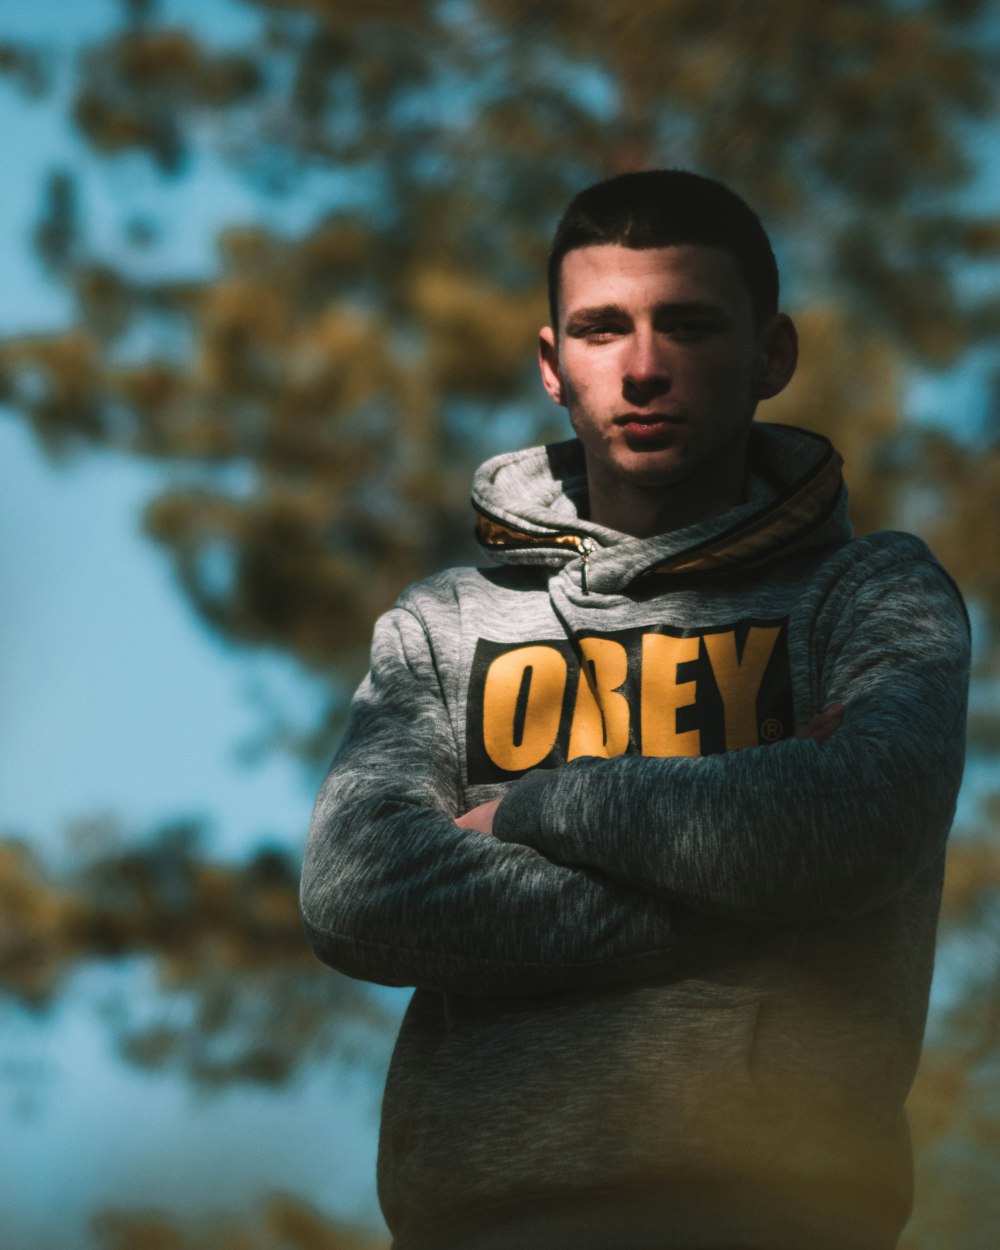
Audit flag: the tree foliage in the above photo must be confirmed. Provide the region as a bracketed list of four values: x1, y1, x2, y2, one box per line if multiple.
[3, 0, 1000, 712]
[2, 0, 1000, 1244]
[0, 823, 387, 1084]
[3, 808, 999, 1245]
[91, 1194, 387, 1250]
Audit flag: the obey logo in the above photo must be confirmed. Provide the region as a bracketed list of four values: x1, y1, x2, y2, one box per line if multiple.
[465, 619, 793, 784]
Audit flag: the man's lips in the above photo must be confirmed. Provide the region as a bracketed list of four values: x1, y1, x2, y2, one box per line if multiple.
[616, 413, 684, 439]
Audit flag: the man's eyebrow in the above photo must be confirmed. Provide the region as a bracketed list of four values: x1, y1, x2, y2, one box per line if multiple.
[564, 303, 628, 331]
[564, 300, 730, 331]
[654, 300, 729, 318]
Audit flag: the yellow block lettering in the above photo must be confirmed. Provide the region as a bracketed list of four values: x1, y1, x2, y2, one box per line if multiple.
[641, 634, 701, 757]
[703, 626, 781, 750]
[567, 637, 630, 759]
[482, 645, 568, 771]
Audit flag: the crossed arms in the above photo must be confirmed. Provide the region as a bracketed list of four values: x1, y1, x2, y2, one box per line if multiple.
[455, 703, 845, 834]
[300, 553, 969, 996]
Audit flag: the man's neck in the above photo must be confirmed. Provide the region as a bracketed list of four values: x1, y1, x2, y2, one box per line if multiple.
[585, 458, 748, 539]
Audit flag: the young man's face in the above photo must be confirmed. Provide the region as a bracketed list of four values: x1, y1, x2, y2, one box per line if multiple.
[538, 243, 795, 508]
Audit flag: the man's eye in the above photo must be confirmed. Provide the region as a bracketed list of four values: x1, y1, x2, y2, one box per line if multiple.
[582, 324, 621, 340]
[664, 321, 713, 339]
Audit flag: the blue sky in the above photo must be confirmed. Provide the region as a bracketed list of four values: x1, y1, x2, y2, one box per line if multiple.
[0, 0, 338, 859]
[2, 0, 996, 865]
[0, 417, 326, 858]
[0, 960, 396, 1248]
[1, 1, 999, 1245]
[0, 3, 398, 1244]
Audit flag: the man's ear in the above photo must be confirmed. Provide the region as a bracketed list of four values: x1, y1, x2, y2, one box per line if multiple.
[538, 326, 566, 406]
[756, 313, 798, 400]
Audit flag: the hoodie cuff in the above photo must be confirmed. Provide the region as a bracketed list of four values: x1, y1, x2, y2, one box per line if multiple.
[492, 767, 558, 846]
[493, 757, 605, 845]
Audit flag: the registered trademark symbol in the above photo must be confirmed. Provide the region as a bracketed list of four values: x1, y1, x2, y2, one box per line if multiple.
[761, 718, 783, 742]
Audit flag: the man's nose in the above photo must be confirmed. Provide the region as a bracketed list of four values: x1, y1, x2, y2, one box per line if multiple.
[623, 332, 670, 396]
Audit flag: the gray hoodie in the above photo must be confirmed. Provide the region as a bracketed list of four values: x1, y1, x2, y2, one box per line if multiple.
[301, 422, 970, 1250]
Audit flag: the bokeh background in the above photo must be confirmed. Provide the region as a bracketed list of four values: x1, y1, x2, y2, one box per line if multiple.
[2, 1, 1000, 1247]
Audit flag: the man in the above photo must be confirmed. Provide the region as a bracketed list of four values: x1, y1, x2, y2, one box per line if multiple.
[301, 171, 970, 1250]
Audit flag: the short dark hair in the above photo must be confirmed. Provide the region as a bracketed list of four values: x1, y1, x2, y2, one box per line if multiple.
[547, 169, 779, 329]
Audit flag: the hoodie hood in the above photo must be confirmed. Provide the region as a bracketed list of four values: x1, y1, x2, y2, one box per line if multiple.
[473, 422, 849, 592]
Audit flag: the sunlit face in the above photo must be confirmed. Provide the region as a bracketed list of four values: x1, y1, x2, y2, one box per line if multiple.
[539, 243, 794, 504]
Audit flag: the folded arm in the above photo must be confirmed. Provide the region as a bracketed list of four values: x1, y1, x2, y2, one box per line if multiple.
[492, 557, 970, 924]
[300, 601, 738, 996]
[457, 703, 846, 834]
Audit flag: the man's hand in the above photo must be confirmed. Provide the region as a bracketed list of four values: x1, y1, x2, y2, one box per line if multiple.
[455, 798, 503, 834]
[796, 702, 845, 744]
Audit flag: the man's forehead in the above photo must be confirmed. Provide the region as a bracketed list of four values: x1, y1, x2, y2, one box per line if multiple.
[557, 243, 749, 315]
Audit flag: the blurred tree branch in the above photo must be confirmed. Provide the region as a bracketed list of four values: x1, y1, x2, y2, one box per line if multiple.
[91, 1194, 388, 1250]
[2, 0, 1000, 754]
[0, 822, 387, 1086]
[1, 3, 999, 1241]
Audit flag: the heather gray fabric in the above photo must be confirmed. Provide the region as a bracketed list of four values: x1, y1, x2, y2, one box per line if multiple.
[301, 422, 970, 1250]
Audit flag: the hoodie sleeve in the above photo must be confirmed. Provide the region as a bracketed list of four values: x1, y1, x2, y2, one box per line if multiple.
[300, 601, 735, 996]
[492, 553, 970, 924]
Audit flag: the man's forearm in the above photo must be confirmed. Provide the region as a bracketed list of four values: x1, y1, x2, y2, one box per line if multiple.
[301, 784, 730, 996]
[492, 720, 962, 923]
[301, 602, 746, 996]
[493, 558, 970, 923]
[458, 705, 844, 836]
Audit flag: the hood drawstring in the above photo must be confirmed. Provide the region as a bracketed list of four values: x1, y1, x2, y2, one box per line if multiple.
[578, 538, 595, 595]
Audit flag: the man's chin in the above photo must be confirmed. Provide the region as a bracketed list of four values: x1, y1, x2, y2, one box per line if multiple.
[615, 453, 693, 490]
